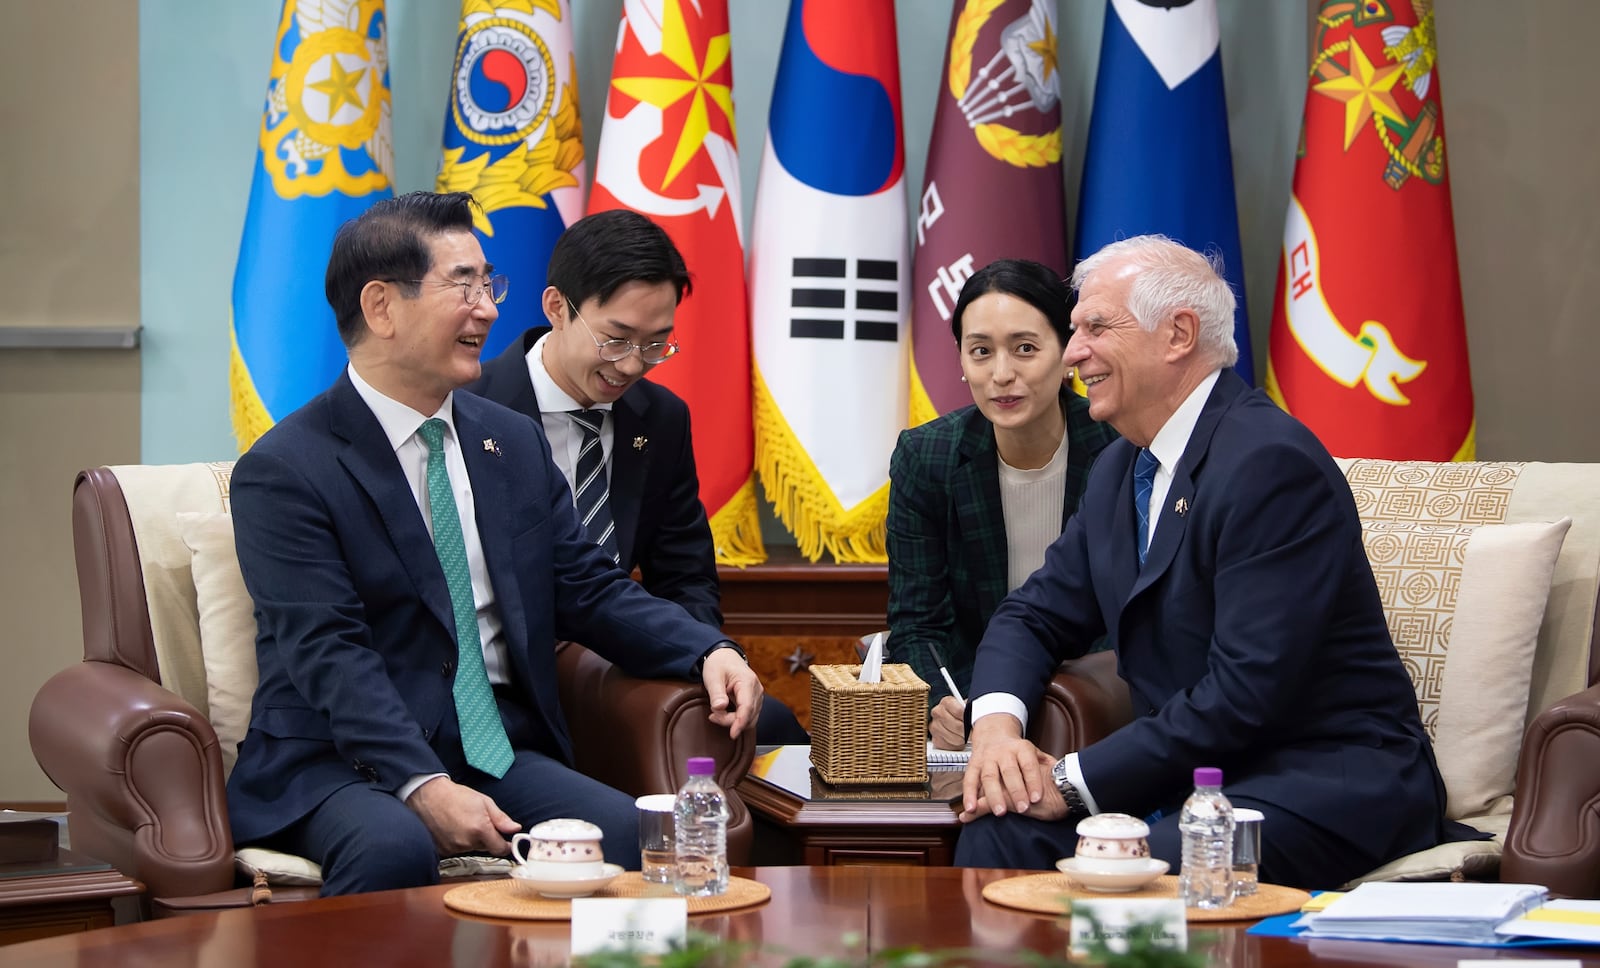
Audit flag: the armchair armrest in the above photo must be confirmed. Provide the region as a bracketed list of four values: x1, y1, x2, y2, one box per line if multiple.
[28, 661, 236, 900]
[1502, 682, 1600, 898]
[555, 643, 757, 864]
[1026, 651, 1134, 760]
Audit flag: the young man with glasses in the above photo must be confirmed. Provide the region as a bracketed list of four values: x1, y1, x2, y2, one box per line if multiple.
[471, 209, 807, 744]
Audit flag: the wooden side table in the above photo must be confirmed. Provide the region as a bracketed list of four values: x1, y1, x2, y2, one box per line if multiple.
[0, 849, 142, 945]
[739, 745, 964, 867]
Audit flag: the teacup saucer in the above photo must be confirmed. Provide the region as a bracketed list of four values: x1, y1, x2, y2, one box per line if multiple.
[1055, 857, 1169, 893]
[509, 863, 624, 899]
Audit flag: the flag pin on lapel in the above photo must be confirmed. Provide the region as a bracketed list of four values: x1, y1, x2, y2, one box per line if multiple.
[482, 438, 501, 457]
[1174, 497, 1189, 516]
[633, 436, 648, 451]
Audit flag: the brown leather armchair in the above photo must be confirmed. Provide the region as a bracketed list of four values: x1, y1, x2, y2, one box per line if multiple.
[1029, 459, 1600, 899]
[29, 464, 754, 915]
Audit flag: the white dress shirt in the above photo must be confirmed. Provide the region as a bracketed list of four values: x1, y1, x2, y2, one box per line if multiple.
[970, 369, 1223, 814]
[526, 332, 614, 492]
[348, 365, 510, 801]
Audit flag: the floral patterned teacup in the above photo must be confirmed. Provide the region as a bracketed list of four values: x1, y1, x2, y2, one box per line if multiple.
[511, 818, 606, 879]
[1073, 813, 1152, 873]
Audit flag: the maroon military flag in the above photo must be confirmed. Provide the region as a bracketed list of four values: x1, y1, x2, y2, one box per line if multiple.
[909, 0, 1069, 424]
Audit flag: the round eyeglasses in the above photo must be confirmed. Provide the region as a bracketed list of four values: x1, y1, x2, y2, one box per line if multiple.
[568, 300, 680, 365]
[389, 274, 509, 306]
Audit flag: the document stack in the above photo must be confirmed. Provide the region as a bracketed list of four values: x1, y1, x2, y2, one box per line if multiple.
[1301, 882, 1548, 944]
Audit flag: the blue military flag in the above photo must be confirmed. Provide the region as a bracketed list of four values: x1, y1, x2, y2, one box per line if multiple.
[1074, 0, 1254, 382]
[434, 0, 586, 359]
[231, 0, 396, 450]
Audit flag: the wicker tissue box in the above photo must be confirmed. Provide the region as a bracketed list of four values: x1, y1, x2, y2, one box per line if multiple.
[809, 663, 929, 785]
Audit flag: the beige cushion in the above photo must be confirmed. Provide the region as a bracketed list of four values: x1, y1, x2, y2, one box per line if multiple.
[234, 846, 324, 887]
[110, 462, 237, 715]
[234, 846, 515, 887]
[1362, 518, 1570, 820]
[1341, 812, 1510, 888]
[177, 511, 260, 779]
[1339, 460, 1600, 733]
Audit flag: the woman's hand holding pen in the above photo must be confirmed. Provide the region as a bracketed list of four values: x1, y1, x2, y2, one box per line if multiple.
[930, 696, 968, 750]
[923, 642, 970, 750]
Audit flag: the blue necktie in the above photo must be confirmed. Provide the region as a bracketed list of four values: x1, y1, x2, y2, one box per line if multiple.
[1134, 448, 1160, 566]
[417, 419, 513, 778]
[569, 410, 620, 565]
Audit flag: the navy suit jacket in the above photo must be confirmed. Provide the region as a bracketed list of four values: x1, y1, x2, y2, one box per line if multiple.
[970, 370, 1452, 863]
[225, 373, 726, 844]
[469, 327, 721, 627]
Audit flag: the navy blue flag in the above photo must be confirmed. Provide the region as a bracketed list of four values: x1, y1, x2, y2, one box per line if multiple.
[1074, 0, 1253, 382]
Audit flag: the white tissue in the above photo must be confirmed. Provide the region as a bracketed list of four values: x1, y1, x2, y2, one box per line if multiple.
[858, 630, 885, 683]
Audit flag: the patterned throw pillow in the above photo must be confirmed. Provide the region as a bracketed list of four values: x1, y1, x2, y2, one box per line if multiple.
[1362, 518, 1570, 820]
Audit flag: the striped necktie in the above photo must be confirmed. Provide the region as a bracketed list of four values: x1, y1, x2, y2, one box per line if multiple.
[417, 419, 513, 778]
[569, 410, 621, 565]
[1134, 448, 1160, 566]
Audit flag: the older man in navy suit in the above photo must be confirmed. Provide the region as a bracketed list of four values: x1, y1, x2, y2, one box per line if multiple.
[954, 235, 1462, 888]
[225, 192, 763, 896]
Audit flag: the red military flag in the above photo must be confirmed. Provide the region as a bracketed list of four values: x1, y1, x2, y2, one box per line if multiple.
[910, 0, 1069, 425]
[588, 0, 765, 564]
[1267, 0, 1474, 459]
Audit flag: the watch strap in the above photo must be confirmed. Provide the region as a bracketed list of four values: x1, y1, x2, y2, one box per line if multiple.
[692, 640, 747, 676]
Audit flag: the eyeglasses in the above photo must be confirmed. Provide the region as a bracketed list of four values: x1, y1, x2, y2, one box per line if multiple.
[389, 274, 509, 306]
[568, 300, 680, 365]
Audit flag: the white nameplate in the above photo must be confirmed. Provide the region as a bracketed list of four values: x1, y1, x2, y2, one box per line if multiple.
[1070, 898, 1187, 956]
[570, 897, 687, 957]
[1460, 963, 1581, 967]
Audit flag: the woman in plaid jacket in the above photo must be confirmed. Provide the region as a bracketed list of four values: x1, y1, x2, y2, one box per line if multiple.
[888, 260, 1118, 750]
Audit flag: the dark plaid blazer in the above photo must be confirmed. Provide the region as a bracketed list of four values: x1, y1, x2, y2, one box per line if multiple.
[886, 390, 1118, 702]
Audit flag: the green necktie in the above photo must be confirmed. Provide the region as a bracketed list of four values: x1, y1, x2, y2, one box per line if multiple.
[417, 418, 513, 778]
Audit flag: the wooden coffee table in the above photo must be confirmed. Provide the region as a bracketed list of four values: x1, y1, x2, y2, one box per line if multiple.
[737, 745, 965, 866]
[2, 866, 1595, 966]
[0, 848, 141, 946]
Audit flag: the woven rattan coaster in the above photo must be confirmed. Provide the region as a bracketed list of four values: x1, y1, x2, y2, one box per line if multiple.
[443, 872, 771, 921]
[982, 873, 1310, 922]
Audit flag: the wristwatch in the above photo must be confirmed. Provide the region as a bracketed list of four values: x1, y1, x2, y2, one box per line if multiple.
[693, 640, 748, 676]
[1051, 756, 1091, 821]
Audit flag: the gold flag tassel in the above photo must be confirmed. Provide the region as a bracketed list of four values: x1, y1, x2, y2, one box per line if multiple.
[752, 367, 889, 564]
[708, 474, 768, 567]
[229, 315, 276, 454]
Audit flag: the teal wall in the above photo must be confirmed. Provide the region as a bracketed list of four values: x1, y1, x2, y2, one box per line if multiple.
[138, 0, 1305, 463]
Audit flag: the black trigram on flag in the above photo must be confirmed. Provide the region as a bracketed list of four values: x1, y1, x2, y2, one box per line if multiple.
[788, 257, 900, 341]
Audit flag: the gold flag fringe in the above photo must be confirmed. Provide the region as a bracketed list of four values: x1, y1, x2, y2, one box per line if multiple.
[907, 352, 940, 430]
[229, 320, 275, 454]
[752, 366, 889, 564]
[708, 474, 768, 567]
[1452, 421, 1476, 462]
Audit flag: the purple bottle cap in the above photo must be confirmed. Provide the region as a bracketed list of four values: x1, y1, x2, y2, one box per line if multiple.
[1194, 767, 1223, 787]
[687, 757, 716, 776]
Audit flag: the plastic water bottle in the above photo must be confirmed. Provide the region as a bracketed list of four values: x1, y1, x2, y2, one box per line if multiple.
[1178, 766, 1236, 909]
[673, 756, 729, 897]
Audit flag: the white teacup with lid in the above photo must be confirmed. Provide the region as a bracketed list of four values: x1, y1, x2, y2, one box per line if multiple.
[511, 817, 606, 879]
[1072, 812, 1152, 873]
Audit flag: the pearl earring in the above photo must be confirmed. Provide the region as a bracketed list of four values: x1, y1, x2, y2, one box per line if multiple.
[959, 375, 968, 383]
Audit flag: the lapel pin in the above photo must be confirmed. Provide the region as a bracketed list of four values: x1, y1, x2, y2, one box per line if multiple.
[1174, 497, 1189, 516]
[633, 436, 648, 451]
[482, 438, 501, 457]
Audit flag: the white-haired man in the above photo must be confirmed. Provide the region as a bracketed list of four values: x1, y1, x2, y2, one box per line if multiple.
[953, 235, 1472, 888]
